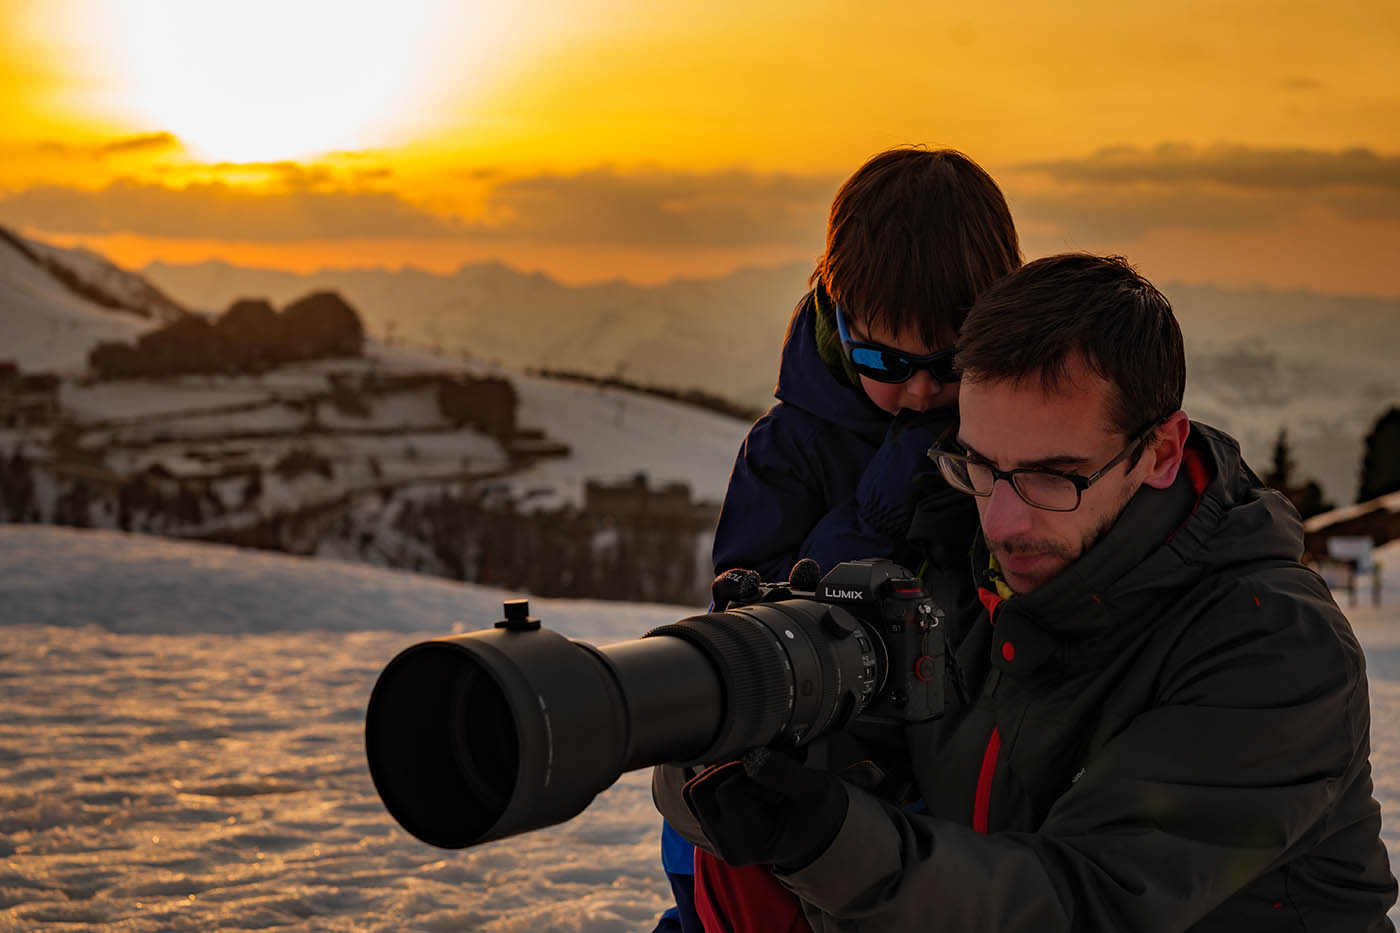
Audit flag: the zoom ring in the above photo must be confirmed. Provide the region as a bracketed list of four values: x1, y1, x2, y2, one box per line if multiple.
[644, 612, 792, 761]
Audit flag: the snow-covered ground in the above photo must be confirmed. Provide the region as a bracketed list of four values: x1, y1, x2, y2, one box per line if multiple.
[0, 526, 690, 930]
[2, 525, 1398, 930]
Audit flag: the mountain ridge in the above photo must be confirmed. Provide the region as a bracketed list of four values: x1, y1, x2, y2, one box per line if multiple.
[139, 254, 1400, 509]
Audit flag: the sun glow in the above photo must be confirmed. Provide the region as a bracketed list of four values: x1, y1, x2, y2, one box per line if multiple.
[91, 1, 469, 163]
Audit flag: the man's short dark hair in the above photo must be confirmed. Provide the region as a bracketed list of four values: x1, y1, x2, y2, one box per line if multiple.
[812, 147, 1021, 348]
[956, 253, 1186, 436]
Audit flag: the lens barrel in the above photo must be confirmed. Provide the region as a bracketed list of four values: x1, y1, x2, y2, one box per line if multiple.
[364, 598, 879, 849]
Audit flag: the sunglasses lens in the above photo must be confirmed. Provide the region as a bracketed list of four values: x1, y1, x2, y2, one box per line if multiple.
[849, 346, 911, 383]
[931, 358, 962, 383]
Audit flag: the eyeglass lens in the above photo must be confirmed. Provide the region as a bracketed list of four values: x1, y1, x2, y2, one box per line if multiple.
[937, 457, 1080, 511]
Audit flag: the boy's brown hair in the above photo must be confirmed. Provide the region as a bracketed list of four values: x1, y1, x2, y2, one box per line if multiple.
[812, 147, 1021, 348]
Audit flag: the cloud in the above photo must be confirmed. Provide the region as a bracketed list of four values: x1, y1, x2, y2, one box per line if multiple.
[0, 179, 461, 240]
[476, 168, 837, 246]
[1021, 143, 1400, 191]
[0, 168, 839, 247]
[22, 133, 182, 159]
[48, 133, 180, 158]
[1011, 186, 1286, 241]
[93, 133, 183, 156]
[1010, 142, 1400, 242]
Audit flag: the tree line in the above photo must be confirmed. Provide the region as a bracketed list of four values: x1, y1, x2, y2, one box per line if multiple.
[1267, 407, 1400, 518]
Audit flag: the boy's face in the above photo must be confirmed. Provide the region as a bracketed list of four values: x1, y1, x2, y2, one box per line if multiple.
[848, 315, 959, 415]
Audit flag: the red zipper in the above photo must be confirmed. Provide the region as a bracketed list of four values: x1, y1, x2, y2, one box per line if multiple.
[973, 580, 1006, 833]
[973, 725, 1001, 833]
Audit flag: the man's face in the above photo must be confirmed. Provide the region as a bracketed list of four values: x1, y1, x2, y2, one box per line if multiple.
[956, 355, 1152, 595]
[848, 314, 959, 415]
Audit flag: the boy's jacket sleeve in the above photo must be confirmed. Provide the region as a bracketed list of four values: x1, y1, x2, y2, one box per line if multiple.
[715, 406, 947, 582]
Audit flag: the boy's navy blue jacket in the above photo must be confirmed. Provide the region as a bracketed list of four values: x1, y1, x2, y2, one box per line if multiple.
[656, 291, 974, 932]
[711, 290, 942, 582]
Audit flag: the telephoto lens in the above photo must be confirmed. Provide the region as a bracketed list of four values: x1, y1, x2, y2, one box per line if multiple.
[366, 559, 940, 850]
[365, 594, 882, 849]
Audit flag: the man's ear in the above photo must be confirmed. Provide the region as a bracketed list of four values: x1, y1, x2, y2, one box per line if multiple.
[1142, 410, 1191, 490]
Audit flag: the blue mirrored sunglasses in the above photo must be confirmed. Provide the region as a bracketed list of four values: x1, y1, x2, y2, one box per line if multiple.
[833, 301, 960, 384]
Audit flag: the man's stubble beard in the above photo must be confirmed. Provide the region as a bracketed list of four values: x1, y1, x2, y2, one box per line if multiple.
[987, 479, 1140, 595]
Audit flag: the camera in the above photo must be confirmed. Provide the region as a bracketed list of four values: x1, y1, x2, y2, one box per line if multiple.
[364, 558, 945, 850]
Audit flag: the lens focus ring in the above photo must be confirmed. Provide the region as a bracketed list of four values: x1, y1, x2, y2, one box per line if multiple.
[644, 612, 792, 762]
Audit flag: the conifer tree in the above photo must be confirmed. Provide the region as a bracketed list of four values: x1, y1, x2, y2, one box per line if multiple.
[1266, 428, 1295, 490]
[1358, 407, 1400, 503]
[1264, 426, 1333, 518]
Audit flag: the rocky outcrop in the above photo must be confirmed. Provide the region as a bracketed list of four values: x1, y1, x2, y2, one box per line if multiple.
[88, 291, 365, 378]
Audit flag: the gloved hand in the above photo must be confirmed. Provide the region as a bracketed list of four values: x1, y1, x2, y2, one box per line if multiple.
[855, 408, 951, 540]
[682, 747, 849, 872]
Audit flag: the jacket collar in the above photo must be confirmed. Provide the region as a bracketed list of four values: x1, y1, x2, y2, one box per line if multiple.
[975, 423, 1282, 678]
[773, 291, 890, 443]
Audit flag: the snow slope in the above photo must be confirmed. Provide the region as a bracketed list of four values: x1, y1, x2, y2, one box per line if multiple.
[0, 235, 154, 372]
[0, 526, 692, 931]
[1, 525, 1398, 930]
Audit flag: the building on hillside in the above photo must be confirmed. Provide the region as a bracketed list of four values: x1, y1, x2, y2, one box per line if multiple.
[436, 374, 518, 439]
[1302, 490, 1400, 607]
[585, 472, 701, 520]
[1303, 490, 1400, 557]
[0, 363, 61, 428]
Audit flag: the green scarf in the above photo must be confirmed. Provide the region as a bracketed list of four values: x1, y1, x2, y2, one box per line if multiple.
[812, 284, 861, 389]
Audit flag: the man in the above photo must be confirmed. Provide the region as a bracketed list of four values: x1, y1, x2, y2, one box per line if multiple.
[654, 253, 1397, 931]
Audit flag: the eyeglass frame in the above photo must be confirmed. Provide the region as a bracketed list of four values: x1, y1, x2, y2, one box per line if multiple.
[832, 300, 961, 385]
[927, 417, 1169, 512]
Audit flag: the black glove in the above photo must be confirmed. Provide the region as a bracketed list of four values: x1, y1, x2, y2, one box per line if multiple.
[681, 747, 849, 872]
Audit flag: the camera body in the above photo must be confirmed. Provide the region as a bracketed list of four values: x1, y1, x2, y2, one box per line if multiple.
[725, 558, 945, 729]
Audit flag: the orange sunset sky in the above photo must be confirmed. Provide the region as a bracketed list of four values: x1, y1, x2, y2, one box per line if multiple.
[1, 0, 1397, 294]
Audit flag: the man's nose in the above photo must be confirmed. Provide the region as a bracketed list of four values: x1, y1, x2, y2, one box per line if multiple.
[980, 479, 1032, 538]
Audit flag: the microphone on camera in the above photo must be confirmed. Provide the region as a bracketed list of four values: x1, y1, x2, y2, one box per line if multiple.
[788, 558, 823, 593]
[712, 568, 761, 611]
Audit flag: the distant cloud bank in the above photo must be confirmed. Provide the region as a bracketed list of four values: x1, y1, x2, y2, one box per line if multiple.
[1, 142, 1397, 294]
[0, 166, 838, 247]
[1011, 143, 1400, 243]
[1021, 143, 1400, 191]
[20, 132, 183, 159]
[0, 180, 460, 240]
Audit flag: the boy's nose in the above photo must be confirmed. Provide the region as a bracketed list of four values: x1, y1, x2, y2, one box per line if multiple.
[900, 370, 938, 409]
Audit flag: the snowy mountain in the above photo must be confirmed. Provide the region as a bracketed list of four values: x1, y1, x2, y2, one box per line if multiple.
[0, 227, 188, 373]
[0, 234, 753, 605]
[2, 525, 1398, 930]
[143, 257, 809, 412]
[16, 231, 188, 324]
[143, 256, 1400, 506]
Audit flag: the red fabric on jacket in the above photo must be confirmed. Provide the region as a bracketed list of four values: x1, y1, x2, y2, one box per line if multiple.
[694, 850, 813, 933]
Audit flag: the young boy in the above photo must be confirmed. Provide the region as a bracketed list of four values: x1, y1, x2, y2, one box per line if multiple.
[655, 147, 1022, 932]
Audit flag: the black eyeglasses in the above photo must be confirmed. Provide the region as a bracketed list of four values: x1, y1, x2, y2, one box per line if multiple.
[927, 419, 1165, 512]
[833, 301, 960, 384]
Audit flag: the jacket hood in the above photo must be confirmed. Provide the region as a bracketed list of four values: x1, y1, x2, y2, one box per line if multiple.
[773, 291, 890, 445]
[980, 422, 1304, 655]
